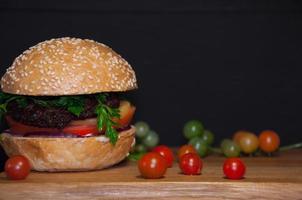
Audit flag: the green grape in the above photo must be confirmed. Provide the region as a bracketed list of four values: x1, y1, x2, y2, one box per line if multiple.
[142, 130, 159, 148]
[221, 139, 240, 158]
[201, 130, 214, 146]
[135, 144, 147, 153]
[183, 120, 204, 139]
[135, 121, 150, 138]
[189, 137, 208, 157]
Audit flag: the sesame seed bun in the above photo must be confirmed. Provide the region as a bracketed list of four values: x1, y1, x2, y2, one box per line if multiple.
[0, 126, 136, 172]
[1, 37, 137, 96]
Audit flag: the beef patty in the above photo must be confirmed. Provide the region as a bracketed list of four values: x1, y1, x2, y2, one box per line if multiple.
[6, 94, 120, 129]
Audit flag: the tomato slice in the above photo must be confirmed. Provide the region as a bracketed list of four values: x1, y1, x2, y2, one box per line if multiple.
[6, 116, 60, 135]
[6, 116, 99, 137]
[62, 125, 99, 136]
[113, 100, 136, 127]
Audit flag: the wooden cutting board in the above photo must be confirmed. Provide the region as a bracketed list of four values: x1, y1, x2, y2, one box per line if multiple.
[0, 149, 301, 200]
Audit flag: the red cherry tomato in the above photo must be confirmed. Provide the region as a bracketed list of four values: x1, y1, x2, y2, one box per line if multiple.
[138, 152, 167, 179]
[237, 132, 259, 154]
[179, 153, 203, 175]
[223, 158, 246, 180]
[5, 155, 31, 180]
[259, 130, 280, 153]
[233, 130, 250, 144]
[177, 145, 197, 160]
[152, 145, 174, 167]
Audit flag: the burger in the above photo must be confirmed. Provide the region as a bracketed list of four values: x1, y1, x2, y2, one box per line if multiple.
[0, 37, 137, 171]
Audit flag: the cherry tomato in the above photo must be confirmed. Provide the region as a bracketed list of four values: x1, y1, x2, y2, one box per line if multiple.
[152, 145, 174, 167]
[183, 120, 204, 139]
[259, 130, 280, 153]
[237, 132, 259, 154]
[223, 158, 246, 179]
[178, 145, 197, 160]
[5, 155, 31, 180]
[201, 130, 214, 146]
[135, 121, 150, 138]
[221, 139, 241, 158]
[233, 130, 250, 144]
[179, 153, 203, 175]
[188, 137, 208, 157]
[138, 152, 167, 179]
[142, 130, 159, 148]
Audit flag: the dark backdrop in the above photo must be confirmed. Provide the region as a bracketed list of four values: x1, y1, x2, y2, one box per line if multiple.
[1, 0, 302, 168]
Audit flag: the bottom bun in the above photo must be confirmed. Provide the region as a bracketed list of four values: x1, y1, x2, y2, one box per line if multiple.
[0, 126, 135, 172]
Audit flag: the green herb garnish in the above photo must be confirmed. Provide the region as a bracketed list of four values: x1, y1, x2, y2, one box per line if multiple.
[50, 96, 85, 117]
[127, 152, 145, 161]
[31, 96, 85, 117]
[95, 94, 120, 144]
[0, 93, 27, 121]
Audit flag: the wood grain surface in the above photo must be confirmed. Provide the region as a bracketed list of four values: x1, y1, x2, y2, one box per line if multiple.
[0, 150, 301, 200]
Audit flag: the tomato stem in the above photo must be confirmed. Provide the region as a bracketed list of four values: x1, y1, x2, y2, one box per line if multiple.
[209, 147, 222, 154]
[279, 143, 302, 151]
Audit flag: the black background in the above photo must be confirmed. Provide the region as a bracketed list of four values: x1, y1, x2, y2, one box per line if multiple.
[0, 0, 302, 168]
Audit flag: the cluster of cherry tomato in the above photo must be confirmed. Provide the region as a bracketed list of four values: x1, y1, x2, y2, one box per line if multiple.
[138, 144, 246, 179]
[219, 130, 280, 157]
[183, 119, 285, 158]
[183, 120, 214, 157]
[130, 121, 159, 158]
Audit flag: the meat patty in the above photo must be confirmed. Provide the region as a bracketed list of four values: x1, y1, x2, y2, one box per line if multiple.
[6, 97, 98, 129]
[5, 93, 120, 129]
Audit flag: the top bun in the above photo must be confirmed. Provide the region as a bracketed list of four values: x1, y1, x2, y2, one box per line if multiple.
[1, 37, 137, 96]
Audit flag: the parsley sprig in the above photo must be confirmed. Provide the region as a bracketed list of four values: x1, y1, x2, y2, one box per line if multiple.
[95, 94, 120, 144]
